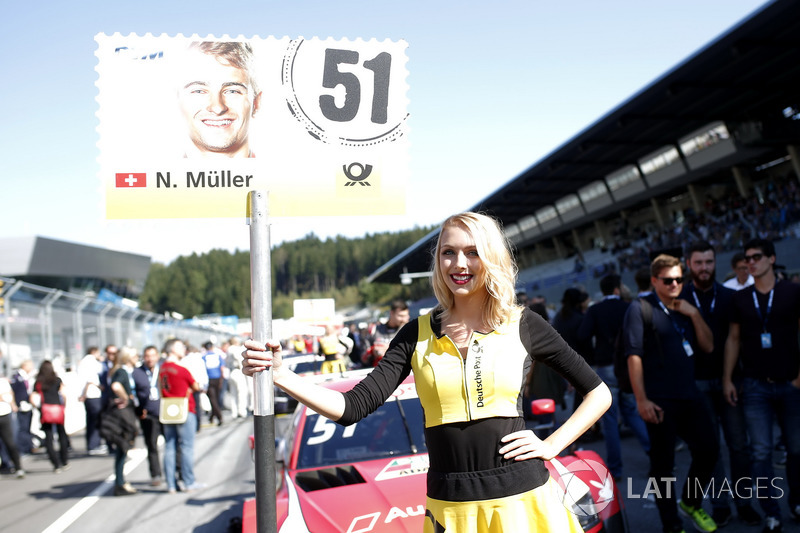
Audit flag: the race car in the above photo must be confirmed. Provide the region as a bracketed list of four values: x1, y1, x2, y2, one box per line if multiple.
[243, 372, 627, 532]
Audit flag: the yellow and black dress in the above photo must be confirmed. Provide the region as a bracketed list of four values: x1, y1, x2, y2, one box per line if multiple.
[318, 334, 347, 374]
[338, 307, 602, 532]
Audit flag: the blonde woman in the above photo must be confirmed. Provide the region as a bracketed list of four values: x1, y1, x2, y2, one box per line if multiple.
[244, 212, 611, 532]
[318, 325, 347, 374]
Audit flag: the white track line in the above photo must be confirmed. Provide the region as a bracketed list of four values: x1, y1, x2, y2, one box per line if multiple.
[42, 448, 148, 533]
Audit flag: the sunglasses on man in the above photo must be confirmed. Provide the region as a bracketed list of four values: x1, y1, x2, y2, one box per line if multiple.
[743, 253, 764, 263]
[658, 276, 684, 285]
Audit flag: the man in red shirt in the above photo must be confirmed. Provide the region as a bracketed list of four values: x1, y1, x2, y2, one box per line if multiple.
[159, 339, 204, 493]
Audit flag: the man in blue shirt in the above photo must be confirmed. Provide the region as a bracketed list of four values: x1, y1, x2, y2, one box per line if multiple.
[625, 253, 718, 533]
[202, 341, 225, 426]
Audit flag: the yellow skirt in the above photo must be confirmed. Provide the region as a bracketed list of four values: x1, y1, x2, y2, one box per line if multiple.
[423, 477, 583, 533]
[320, 359, 347, 374]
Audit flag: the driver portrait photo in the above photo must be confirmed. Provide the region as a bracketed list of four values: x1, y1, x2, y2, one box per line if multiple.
[176, 41, 262, 158]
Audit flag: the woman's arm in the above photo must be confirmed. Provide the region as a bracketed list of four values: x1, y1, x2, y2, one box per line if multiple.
[501, 308, 612, 461]
[245, 319, 415, 424]
[500, 381, 611, 461]
[110, 381, 127, 400]
[543, 381, 611, 456]
[109, 370, 132, 407]
[243, 339, 346, 421]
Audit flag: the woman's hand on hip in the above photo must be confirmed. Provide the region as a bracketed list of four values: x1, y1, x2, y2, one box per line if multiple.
[499, 429, 557, 462]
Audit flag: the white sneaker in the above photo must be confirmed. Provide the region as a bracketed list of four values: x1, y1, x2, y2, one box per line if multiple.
[16, 469, 25, 479]
[184, 482, 207, 492]
[791, 504, 800, 521]
[88, 445, 109, 456]
[763, 516, 782, 531]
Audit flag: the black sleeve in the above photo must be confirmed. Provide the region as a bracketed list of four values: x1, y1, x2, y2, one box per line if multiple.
[623, 299, 645, 358]
[338, 319, 417, 426]
[111, 368, 131, 396]
[520, 307, 602, 397]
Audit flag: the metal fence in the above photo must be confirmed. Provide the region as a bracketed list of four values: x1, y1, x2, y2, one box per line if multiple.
[0, 276, 236, 375]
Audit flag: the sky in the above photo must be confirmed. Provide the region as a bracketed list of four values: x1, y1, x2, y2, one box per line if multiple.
[0, 0, 770, 265]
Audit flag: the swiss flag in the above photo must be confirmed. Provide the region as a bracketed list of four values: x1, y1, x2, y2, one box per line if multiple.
[115, 173, 147, 188]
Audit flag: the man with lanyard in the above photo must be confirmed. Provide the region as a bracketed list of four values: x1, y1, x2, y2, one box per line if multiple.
[680, 241, 761, 527]
[132, 345, 163, 487]
[723, 238, 800, 533]
[624, 253, 718, 533]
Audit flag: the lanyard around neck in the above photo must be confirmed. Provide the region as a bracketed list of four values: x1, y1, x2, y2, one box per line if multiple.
[656, 299, 687, 338]
[752, 289, 774, 332]
[147, 365, 160, 389]
[690, 284, 716, 315]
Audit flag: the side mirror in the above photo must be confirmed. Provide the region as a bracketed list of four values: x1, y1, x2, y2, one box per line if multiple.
[275, 437, 287, 491]
[275, 437, 287, 466]
[531, 398, 555, 416]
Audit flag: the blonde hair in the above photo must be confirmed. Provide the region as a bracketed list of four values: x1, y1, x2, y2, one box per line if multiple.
[431, 212, 520, 329]
[187, 41, 259, 96]
[111, 346, 137, 376]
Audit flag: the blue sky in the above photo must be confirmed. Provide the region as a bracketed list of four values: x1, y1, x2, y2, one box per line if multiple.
[0, 0, 768, 264]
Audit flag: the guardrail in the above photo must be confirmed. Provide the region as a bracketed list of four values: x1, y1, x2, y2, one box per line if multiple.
[0, 276, 235, 374]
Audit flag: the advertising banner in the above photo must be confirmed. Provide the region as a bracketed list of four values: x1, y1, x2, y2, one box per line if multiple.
[96, 34, 409, 219]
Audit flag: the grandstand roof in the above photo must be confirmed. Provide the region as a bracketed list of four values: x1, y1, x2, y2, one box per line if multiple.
[369, 0, 800, 284]
[0, 236, 151, 293]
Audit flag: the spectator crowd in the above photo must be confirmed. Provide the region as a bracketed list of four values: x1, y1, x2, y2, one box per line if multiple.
[611, 177, 800, 274]
[0, 336, 252, 496]
[523, 237, 800, 533]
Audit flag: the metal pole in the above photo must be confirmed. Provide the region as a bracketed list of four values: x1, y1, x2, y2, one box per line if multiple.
[248, 191, 277, 533]
[42, 289, 63, 361]
[128, 309, 141, 348]
[1, 281, 24, 371]
[98, 303, 113, 350]
[75, 298, 91, 368]
[156, 316, 168, 350]
[144, 313, 159, 348]
[115, 307, 126, 347]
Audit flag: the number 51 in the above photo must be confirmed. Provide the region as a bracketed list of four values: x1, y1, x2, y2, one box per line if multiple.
[320, 48, 391, 125]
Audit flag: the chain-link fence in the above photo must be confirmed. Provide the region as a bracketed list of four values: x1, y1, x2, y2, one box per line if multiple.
[0, 276, 236, 375]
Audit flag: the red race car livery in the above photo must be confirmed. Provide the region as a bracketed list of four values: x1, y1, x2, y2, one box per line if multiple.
[243, 372, 627, 532]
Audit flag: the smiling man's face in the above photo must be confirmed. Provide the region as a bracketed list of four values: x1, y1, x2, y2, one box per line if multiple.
[178, 50, 260, 157]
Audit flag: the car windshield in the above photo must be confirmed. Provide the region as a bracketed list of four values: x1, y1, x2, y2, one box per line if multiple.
[282, 354, 322, 375]
[296, 387, 427, 469]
